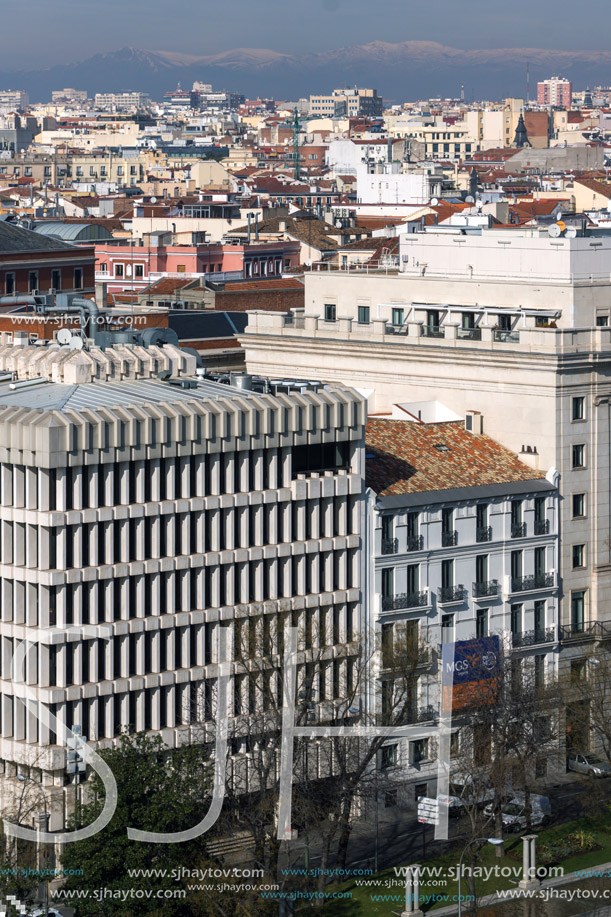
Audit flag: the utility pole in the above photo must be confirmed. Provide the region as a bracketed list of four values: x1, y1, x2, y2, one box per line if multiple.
[293, 108, 301, 181]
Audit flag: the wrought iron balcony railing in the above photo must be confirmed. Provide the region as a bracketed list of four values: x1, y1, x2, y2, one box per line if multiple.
[381, 537, 398, 555]
[511, 522, 527, 538]
[512, 628, 556, 648]
[510, 572, 555, 593]
[534, 519, 550, 535]
[476, 525, 492, 543]
[472, 579, 500, 598]
[381, 591, 429, 611]
[560, 622, 611, 641]
[442, 530, 458, 547]
[438, 585, 466, 604]
[406, 534, 424, 552]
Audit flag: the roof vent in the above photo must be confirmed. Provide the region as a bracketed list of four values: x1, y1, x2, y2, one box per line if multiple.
[465, 411, 483, 434]
[434, 443, 450, 452]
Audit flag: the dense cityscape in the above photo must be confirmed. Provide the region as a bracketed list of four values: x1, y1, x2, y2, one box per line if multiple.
[0, 49, 611, 917]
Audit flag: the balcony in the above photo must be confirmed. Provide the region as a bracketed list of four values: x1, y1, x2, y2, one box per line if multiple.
[510, 572, 555, 593]
[381, 538, 399, 555]
[476, 525, 492, 543]
[438, 584, 466, 604]
[493, 330, 520, 343]
[421, 325, 445, 339]
[381, 591, 429, 612]
[403, 704, 439, 725]
[442, 530, 458, 547]
[457, 328, 482, 341]
[511, 522, 527, 538]
[534, 519, 550, 535]
[560, 621, 611, 642]
[406, 534, 424, 552]
[512, 628, 556, 648]
[472, 579, 500, 598]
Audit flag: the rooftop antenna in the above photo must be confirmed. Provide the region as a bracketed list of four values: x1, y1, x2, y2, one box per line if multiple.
[526, 62, 530, 104]
[460, 84, 465, 103]
[292, 107, 301, 181]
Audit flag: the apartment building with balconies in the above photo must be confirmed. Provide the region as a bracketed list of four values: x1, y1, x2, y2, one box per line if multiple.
[363, 415, 560, 797]
[240, 225, 611, 672]
[0, 339, 365, 831]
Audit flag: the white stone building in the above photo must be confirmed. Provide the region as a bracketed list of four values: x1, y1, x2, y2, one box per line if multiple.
[364, 415, 560, 799]
[240, 225, 611, 683]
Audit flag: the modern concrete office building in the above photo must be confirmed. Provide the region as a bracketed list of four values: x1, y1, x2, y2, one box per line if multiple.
[0, 338, 365, 829]
[241, 225, 611, 669]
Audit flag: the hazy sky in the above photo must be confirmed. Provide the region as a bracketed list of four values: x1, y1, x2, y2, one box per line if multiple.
[3, 0, 611, 70]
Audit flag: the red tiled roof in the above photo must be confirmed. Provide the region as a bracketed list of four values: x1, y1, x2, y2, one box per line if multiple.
[365, 420, 544, 496]
[143, 277, 193, 295]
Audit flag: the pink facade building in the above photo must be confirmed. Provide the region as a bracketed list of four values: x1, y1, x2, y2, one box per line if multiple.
[95, 237, 300, 294]
[537, 77, 573, 107]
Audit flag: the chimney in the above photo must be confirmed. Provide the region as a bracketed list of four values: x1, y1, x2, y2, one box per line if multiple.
[465, 410, 483, 434]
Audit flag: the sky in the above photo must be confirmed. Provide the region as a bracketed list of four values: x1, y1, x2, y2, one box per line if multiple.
[2, 0, 611, 70]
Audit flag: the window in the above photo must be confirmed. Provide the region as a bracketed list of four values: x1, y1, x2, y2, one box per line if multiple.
[534, 600, 545, 636]
[391, 307, 404, 326]
[509, 604, 522, 636]
[572, 396, 585, 421]
[5, 273, 15, 295]
[534, 656, 545, 689]
[572, 544, 585, 568]
[74, 268, 83, 290]
[115, 263, 124, 278]
[324, 303, 336, 323]
[476, 607, 488, 638]
[571, 591, 585, 632]
[597, 315, 609, 327]
[475, 554, 488, 584]
[572, 444, 585, 468]
[441, 613, 454, 643]
[51, 269, 61, 291]
[441, 559, 454, 589]
[134, 264, 144, 278]
[381, 568, 394, 599]
[572, 493, 585, 518]
[177, 264, 186, 273]
[411, 739, 429, 764]
[28, 271, 38, 292]
[357, 306, 370, 324]
[381, 744, 398, 769]
[571, 660, 586, 683]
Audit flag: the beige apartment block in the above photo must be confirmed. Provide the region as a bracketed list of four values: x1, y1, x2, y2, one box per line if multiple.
[241, 226, 611, 642]
[0, 342, 365, 830]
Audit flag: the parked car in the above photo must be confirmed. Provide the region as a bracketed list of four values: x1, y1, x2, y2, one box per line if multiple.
[438, 771, 496, 817]
[484, 794, 551, 832]
[568, 751, 611, 777]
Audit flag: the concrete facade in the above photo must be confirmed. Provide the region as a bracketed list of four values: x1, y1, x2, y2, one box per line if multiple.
[0, 342, 366, 830]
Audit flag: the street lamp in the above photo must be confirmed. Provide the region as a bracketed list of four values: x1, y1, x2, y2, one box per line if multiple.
[457, 837, 503, 917]
[17, 774, 50, 917]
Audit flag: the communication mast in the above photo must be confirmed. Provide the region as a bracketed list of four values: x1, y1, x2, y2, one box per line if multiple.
[293, 107, 301, 180]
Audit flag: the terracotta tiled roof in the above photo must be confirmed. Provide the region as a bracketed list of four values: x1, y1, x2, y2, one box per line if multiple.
[365, 420, 544, 496]
[142, 277, 193, 295]
[573, 177, 611, 198]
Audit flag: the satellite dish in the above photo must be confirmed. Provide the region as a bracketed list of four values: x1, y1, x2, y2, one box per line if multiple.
[565, 227, 578, 238]
[548, 223, 561, 238]
[68, 336, 84, 351]
[465, 195, 475, 203]
[475, 200, 484, 211]
[150, 197, 157, 204]
[556, 212, 563, 221]
[57, 328, 72, 345]
[430, 197, 439, 207]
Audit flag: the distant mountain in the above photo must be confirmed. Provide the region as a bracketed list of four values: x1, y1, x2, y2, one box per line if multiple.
[4, 42, 611, 102]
